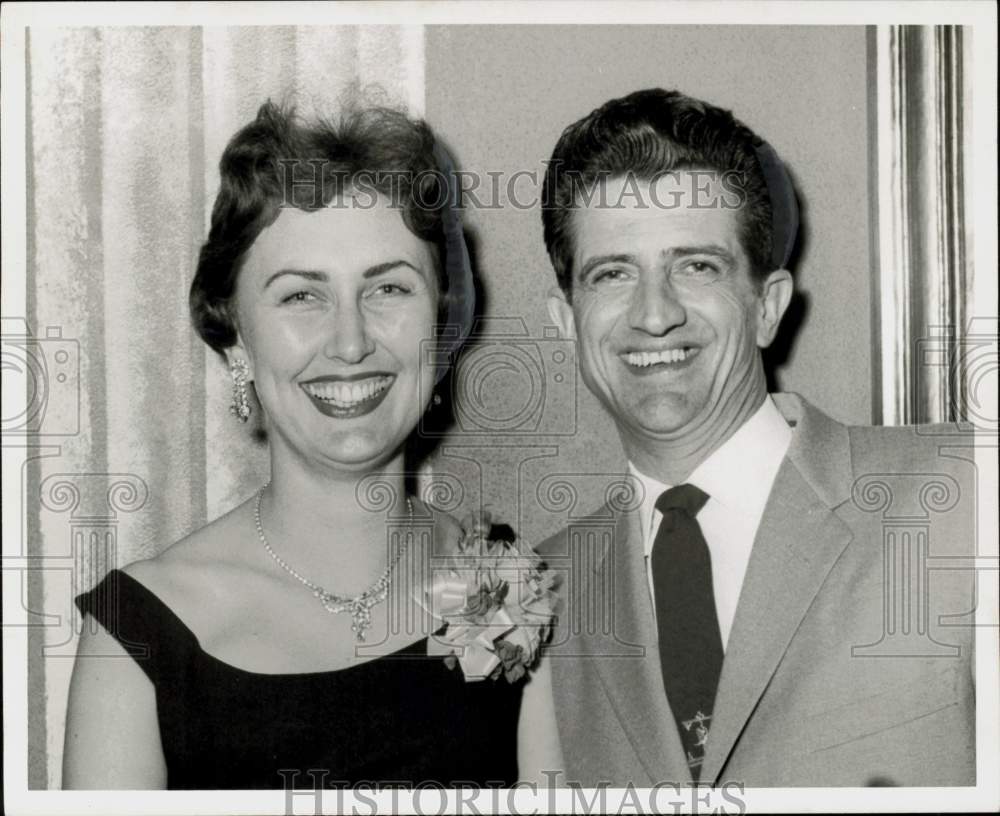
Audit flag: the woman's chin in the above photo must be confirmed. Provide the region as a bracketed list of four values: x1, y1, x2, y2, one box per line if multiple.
[316, 432, 407, 473]
[269, 411, 417, 475]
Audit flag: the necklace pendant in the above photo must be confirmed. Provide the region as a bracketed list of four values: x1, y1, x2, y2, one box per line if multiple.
[255, 486, 412, 643]
[351, 601, 372, 642]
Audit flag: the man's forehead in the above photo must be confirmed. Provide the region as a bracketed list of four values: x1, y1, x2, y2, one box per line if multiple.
[570, 172, 745, 258]
[584, 170, 735, 204]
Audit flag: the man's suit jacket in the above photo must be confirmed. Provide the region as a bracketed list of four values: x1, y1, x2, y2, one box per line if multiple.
[539, 393, 977, 787]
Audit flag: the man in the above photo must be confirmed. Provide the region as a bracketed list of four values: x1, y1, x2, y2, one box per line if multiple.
[538, 89, 975, 787]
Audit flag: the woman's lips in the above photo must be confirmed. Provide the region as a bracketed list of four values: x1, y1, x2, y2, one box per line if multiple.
[300, 374, 395, 418]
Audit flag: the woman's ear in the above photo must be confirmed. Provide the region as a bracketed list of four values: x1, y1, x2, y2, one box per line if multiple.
[547, 286, 577, 340]
[223, 335, 253, 380]
[756, 269, 794, 348]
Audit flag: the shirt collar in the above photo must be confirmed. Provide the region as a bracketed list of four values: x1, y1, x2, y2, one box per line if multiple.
[628, 464, 669, 554]
[628, 394, 793, 553]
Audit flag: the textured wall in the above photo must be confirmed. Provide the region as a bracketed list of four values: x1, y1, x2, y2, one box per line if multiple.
[424, 25, 873, 545]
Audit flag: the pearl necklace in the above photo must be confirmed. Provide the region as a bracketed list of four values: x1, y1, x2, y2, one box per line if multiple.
[254, 485, 412, 642]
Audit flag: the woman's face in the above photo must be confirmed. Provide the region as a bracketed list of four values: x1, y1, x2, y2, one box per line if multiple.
[229, 196, 439, 475]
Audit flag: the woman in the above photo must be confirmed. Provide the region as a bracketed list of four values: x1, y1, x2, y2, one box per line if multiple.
[62, 101, 561, 789]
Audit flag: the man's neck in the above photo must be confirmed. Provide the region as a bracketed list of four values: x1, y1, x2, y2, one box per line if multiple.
[623, 389, 768, 486]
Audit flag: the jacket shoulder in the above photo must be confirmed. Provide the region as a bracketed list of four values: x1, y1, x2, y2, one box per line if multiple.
[843, 421, 978, 562]
[847, 422, 977, 474]
[536, 504, 616, 560]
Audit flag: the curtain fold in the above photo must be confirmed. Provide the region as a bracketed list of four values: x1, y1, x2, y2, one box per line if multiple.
[27, 25, 424, 789]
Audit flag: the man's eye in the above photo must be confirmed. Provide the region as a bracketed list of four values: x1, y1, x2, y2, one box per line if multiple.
[678, 261, 721, 278]
[592, 268, 630, 284]
[677, 261, 722, 283]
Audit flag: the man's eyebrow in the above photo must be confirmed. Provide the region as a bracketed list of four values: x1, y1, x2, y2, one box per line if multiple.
[578, 253, 639, 281]
[662, 245, 737, 265]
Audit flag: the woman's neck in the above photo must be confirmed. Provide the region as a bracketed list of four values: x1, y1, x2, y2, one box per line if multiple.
[256, 452, 411, 595]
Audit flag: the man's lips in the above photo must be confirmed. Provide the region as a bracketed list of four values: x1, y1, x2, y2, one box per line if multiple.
[620, 346, 700, 372]
[300, 373, 396, 418]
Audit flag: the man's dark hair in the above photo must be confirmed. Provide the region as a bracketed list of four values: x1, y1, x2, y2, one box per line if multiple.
[190, 100, 451, 355]
[541, 88, 777, 296]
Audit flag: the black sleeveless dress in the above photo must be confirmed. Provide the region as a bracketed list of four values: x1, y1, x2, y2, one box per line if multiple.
[75, 570, 523, 789]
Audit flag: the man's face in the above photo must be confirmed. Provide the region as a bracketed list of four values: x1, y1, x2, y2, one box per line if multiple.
[548, 173, 791, 453]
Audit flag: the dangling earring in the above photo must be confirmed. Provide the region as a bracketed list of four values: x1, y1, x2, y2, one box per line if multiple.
[229, 358, 251, 423]
[432, 391, 442, 407]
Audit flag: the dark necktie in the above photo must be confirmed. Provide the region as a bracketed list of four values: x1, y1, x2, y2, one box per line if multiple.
[650, 484, 723, 780]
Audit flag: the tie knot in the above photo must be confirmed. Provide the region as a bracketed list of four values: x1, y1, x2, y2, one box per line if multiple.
[655, 483, 709, 517]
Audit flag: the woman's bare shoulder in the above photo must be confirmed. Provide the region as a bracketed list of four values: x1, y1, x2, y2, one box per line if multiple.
[121, 496, 257, 607]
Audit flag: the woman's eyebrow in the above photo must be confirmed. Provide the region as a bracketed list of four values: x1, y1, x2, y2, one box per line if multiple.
[263, 269, 328, 288]
[262, 261, 424, 289]
[363, 260, 424, 279]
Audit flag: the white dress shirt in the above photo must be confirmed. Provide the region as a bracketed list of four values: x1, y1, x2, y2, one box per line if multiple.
[629, 395, 792, 651]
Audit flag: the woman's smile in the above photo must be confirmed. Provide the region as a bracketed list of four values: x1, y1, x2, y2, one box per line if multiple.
[300, 373, 396, 418]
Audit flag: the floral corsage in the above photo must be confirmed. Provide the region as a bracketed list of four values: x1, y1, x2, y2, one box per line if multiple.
[417, 512, 557, 683]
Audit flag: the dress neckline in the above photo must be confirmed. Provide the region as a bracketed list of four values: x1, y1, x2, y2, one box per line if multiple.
[107, 569, 432, 679]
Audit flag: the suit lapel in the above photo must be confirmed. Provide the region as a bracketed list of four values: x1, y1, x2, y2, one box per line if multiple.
[590, 507, 691, 783]
[701, 395, 856, 784]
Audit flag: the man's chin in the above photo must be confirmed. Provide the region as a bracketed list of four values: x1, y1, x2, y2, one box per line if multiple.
[615, 393, 701, 436]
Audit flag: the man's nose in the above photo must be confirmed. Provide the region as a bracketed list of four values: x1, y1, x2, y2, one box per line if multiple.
[323, 301, 375, 363]
[627, 275, 687, 335]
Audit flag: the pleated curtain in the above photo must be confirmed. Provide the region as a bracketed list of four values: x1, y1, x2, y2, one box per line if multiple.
[26, 25, 425, 789]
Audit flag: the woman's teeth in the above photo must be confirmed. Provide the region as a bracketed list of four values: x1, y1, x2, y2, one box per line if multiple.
[624, 348, 693, 368]
[303, 376, 393, 406]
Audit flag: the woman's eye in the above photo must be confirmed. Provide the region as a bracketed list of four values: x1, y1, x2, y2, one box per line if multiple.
[369, 282, 412, 297]
[281, 290, 317, 304]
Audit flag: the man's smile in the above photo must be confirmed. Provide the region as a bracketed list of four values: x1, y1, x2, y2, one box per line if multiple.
[620, 346, 700, 374]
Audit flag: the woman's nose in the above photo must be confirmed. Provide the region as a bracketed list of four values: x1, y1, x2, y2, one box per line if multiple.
[323, 302, 375, 363]
[627, 275, 687, 336]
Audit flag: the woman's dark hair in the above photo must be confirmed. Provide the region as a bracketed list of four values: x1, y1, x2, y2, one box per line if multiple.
[542, 88, 776, 297]
[191, 101, 451, 354]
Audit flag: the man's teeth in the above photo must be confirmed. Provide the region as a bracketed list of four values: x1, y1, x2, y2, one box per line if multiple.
[624, 348, 693, 368]
[303, 376, 393, 406]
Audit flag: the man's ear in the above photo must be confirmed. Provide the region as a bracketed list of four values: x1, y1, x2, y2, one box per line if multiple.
[756, 269, 793, 348]
[546, 286, 577, 340]
[223, 334, 254, 380]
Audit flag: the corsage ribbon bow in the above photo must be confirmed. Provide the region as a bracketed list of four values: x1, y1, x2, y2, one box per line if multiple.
[415, 523, 556, 683]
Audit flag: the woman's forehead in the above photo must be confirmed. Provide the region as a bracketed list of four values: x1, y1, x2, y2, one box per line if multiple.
[243, 202, 436, 279]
